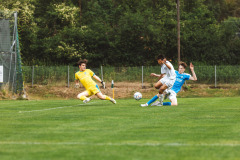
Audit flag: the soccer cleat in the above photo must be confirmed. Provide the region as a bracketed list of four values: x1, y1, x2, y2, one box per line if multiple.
[140, 103, 148, 107]
[110, 98, 116, 104]
[83, 98, 91, 103]
[151, 101, 162, 106]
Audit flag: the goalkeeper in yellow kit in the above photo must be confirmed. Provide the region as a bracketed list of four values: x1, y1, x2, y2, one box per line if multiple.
[75, 59, 116, 104]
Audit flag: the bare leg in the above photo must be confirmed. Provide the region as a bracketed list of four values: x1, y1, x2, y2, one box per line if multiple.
[154, 81, 163, 89]
[170, 98, 178, 106]
[159, 84, 168, 94]
[95, 92, 111, 100]
[96, 92, 116, 104]
[158, 84, 168, 105]
[77, 91, 89, 101]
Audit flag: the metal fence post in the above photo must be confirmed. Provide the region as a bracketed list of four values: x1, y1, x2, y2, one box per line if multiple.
[142, 66, 144, 89]
[101, 66, 103, 81]
[32, 66, 34, 87]
[67, 65, 69, 88]
[215, 65, 217, 88]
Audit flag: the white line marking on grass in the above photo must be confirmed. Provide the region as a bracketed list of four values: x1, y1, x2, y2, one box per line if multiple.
[0, 141, 240, 147]
[18, 102, 96, 113]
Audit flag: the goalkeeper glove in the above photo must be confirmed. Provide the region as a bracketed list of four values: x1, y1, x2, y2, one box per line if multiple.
[75, 83, 80, 88]
[101, 81, 106, 89]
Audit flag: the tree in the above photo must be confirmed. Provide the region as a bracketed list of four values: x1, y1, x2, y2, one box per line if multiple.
[1, 0, 239, 66]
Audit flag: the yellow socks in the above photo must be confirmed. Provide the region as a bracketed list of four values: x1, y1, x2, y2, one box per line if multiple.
[80, 95, 111, 101]
[80, 96, 87, 101]
[105, 95, 111, 100]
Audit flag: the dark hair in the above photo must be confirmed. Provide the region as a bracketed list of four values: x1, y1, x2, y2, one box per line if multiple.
[178, 61, 187, 68]
[157, 54, 165, 60]
[77, 59, 88, 65]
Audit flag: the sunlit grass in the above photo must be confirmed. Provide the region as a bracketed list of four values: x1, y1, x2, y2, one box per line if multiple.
[0, 97, 240, 160]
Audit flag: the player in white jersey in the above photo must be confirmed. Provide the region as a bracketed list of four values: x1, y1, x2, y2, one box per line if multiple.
[158, 61, 197, 106]
[142, 61, 197, 107]
[141, 55, 176, 107]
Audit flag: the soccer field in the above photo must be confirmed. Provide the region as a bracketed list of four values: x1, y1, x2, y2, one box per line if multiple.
[0, 97, 240, 160]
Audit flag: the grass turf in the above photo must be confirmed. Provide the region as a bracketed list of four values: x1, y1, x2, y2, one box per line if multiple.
[0, 97, 240, 160]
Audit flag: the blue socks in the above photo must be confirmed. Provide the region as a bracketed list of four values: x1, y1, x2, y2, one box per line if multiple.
[146, 95, 172, 106]
[147, 95, 158, 105]
[163, 102, 171, 106]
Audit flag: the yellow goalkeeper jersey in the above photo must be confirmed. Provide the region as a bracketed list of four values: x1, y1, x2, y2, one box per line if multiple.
[75, 69, 97, 89]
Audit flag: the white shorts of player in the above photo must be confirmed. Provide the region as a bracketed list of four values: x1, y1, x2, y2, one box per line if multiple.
[165, 89, 177, 101]
[160, 76, 176, 89]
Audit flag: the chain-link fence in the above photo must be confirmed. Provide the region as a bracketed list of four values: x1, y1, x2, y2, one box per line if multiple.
[22, 65, 240, 87]
[0, 11, 23, 93]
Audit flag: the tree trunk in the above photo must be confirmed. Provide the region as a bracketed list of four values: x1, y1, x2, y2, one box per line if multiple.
[78, 0, 82, 25]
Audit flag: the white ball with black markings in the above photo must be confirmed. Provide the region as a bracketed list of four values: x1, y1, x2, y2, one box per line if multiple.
[134, 92, 142, 101]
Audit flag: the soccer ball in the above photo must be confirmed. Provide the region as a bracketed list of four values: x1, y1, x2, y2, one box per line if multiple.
[134, 92, 142, 101]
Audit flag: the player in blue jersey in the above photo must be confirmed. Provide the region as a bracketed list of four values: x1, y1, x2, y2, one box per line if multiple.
[141, 55, 176, 107]
[141, 61, 197, 107]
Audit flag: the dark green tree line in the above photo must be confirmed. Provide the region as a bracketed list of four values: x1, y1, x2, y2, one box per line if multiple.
[0, 0, 239, 66]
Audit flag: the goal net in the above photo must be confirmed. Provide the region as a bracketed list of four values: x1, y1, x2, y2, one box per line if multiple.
[0, 11, 23, 94]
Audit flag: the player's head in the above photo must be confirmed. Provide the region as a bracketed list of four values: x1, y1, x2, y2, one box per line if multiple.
[78, 59, 88, 71]
[157, 54, 166, 65]
[178, 61, 187, 74]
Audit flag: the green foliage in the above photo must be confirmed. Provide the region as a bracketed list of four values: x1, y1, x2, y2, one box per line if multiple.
[1, 0, 240, 66]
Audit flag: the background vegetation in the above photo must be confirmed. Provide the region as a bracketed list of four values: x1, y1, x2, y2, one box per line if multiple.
[0, 0, 240, 67]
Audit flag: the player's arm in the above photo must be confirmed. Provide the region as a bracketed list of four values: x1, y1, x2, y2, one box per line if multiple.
[150, 73, 165, 80]
[75, 74, 80, 88]
[93, 75, 102, 83]
[189, 62, 197, 81]
[163, 59, 172, 70]
[75, 80, 79, 84]
[93, 75, 106, 88]
[75, 80, 80, 88]
[158, 74, 165, 80]
[150, 73, 160, 77]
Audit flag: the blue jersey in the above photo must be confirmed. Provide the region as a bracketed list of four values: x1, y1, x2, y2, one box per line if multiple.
[171, 70, 191, 94]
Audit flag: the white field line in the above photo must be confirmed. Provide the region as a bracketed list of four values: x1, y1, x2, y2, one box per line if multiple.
[18, 102, 96, 113]
[0, 141, 239, 147]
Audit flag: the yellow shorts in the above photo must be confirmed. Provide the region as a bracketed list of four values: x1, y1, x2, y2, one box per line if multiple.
[86, 85, 101, 96]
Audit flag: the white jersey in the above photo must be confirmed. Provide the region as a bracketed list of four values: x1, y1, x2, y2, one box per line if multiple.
[161, 61, 176, 80]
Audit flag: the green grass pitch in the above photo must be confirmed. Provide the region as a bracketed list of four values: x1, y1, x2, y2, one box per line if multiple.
[0, 97, 240, 160]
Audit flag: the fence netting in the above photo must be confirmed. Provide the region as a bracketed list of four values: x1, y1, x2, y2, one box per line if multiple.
[0, 11, 23, 93]
[22, 65, 240, 86]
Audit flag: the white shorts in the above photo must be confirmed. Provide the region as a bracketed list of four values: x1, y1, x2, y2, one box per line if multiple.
[165, 89, 177, 100]
[160, 76, 175, 89]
